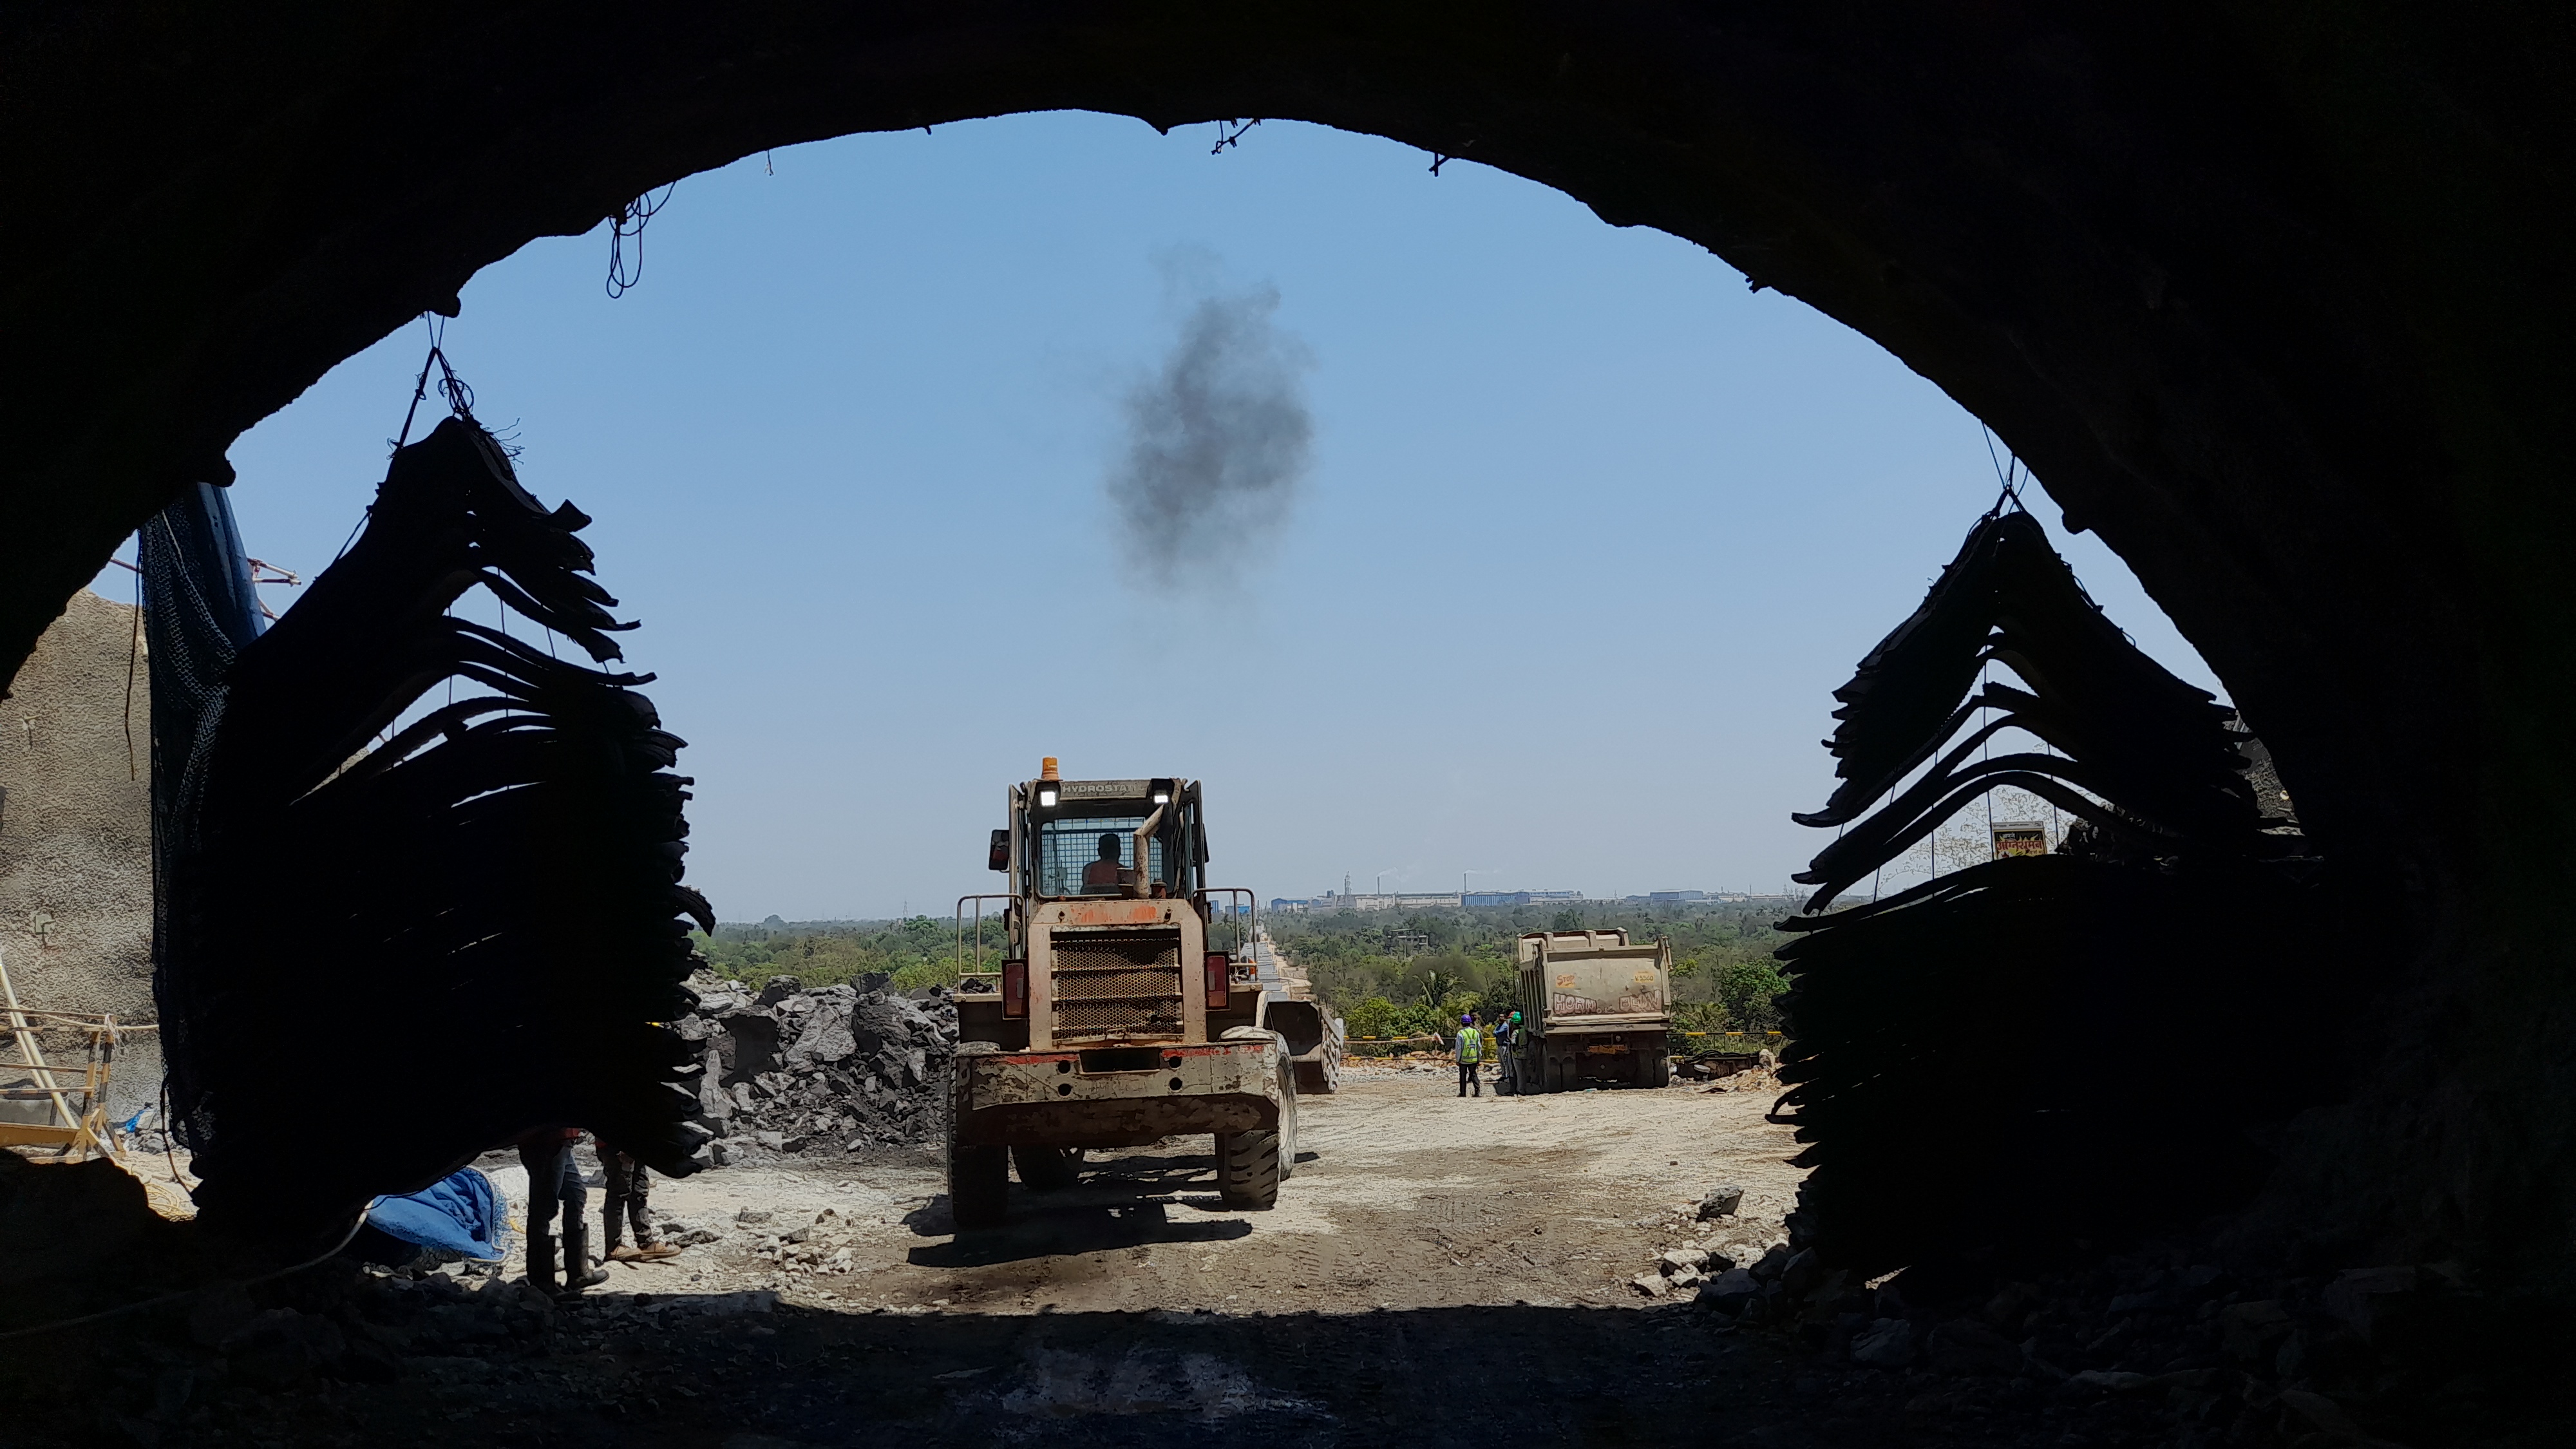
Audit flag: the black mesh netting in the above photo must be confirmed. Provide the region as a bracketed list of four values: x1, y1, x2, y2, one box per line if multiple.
[139, 482, 268, 1164]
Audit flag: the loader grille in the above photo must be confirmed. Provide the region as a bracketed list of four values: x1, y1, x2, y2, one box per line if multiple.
[1046, 929, 1184, 1041]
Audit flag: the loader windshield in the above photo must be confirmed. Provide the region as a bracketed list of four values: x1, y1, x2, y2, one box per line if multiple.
[1034, 815, 1166, 897]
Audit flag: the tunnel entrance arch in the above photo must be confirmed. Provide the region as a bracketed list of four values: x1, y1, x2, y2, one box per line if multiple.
[6, 4, 2573, 1281]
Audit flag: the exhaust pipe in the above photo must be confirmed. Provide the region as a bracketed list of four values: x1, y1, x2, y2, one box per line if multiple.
[1127, 803, 1165, 897]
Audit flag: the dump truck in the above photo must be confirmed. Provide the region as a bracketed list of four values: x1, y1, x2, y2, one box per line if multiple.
[947, 762, 1298, 1226]
[1505, 929, 1674, 1092]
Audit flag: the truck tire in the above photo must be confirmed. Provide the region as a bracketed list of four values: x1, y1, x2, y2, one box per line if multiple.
[949, 1142, 1009, 1228]
[1013, 1144, 1079, 1191]
[1215, 1130, 1283, 1209]
[1640, 1046, 1671, 1088]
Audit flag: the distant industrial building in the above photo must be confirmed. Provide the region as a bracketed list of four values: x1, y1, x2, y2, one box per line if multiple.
[1266, 887, 1794, 913]
[1269, 889, 1583, 913]
[1623, 890, 1801, 905]
[1463, 889, 1582, 908]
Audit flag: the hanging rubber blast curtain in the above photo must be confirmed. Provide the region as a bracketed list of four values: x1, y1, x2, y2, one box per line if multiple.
[151, 417, 712, 1246]
[1763, 507, 2349, 1282]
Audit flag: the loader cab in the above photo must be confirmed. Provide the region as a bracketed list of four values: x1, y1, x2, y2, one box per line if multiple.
[1016, 776, 1208, 902]
[957, 766, 1259, 1054]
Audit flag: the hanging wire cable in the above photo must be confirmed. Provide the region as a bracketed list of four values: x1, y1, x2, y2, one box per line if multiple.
[1982, 655, 1998, 851]
[605, 184, 676, 299]
[1980, 426, 2028, 517]
[353, 319, 479, 564]
[123, 589, 142, 780]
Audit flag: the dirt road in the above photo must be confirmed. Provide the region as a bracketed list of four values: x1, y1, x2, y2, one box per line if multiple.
[13, 1064, 2414, 1448]
[620, 1065, 1803, 1316]
[41, 1072, 1981, 1449]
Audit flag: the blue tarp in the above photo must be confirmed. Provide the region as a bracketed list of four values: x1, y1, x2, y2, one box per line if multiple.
[366, 1167, 505, 1261]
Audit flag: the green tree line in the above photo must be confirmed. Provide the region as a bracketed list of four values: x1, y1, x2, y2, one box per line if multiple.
[695, 914, 1001, 993]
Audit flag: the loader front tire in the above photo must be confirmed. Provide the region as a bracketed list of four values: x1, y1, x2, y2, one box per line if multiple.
[1215, 1130, 1282, 1210]
[949, 1142, 1009, 1228]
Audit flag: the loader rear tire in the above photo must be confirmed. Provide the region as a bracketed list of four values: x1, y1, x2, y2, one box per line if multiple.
[1014, 1144, 1079, 1191]
[1215, 1130, 1282, 1210]
[949, 1142, 1009, 1228]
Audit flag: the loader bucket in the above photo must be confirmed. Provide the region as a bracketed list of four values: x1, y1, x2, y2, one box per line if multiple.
[1265, 999, 1343, 1095]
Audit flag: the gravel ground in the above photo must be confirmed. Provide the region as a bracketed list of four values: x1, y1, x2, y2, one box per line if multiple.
[605, 1066, 1806, 1316]
[19, 1070, 2466, 1448]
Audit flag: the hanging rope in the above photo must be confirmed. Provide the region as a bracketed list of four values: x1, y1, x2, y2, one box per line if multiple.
[1982, 655, 1998, 851]
[605, 184, 676, 299]
[1980, 426, 2027, 518]
[390, 319, 476, 455]
[352, 321, 480, 565]
[123, 589, 142, 781]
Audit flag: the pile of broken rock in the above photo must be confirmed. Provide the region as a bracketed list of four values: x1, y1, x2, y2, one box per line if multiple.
[1628, 1183, 1788, 1301]
[674, 974, 956, 1159]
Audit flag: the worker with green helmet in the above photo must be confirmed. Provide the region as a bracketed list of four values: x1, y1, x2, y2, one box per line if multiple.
[1494, 1010, 1525, 1094]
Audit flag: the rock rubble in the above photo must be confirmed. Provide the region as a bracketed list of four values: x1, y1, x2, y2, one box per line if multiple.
[1619, 1203, 2508, 1447]
[674, 974, 956, 1158]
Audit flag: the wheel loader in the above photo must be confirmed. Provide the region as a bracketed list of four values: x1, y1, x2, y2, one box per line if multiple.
[946, 762, 1306, 1227]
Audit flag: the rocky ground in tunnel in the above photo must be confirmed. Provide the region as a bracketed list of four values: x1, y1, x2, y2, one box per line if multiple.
[8, 1073, 2555, 1448]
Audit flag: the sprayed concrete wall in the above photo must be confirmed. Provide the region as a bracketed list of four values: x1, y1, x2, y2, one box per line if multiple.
[0, 589, 157, 1123]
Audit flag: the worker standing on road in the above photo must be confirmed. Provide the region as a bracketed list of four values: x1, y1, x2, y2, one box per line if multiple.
[1493, 1010, 1522, 1094]
[598, 1137, 681, 1264]
[1454, 1013, 1484, 1097]
[516, 1126, 608, 1296]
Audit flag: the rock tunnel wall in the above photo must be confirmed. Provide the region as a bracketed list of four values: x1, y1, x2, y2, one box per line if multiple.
[0, 4, 2569, 1275]
[0, 590, 160, 1124]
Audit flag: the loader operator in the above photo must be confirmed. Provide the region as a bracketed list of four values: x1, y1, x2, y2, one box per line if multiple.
[1083, 832, 1124, 891]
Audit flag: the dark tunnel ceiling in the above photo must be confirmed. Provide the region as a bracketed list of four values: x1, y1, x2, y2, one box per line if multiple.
[4, 3, 2572, 1269]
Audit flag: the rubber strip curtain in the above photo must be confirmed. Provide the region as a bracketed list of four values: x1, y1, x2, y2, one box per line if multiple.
[144, 419, 712, 1245]
[1764, 507, 2344, 1279]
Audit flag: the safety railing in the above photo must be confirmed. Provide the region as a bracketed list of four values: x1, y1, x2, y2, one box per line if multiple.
[954, 895, 1013, 974]
[1197, 887, 1258, 960]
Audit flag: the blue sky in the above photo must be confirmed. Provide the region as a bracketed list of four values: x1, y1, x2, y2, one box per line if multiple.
[95, 114, 2221, 920]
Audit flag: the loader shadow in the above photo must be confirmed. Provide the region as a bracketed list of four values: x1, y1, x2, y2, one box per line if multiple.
[906, 1199, 1255, 1267]
[903, 1143, 1328, 1264]
[904, 1151, 1267, 1265]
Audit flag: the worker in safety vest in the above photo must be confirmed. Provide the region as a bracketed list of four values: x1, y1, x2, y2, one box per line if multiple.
[1454, 1013, 1484, 1097]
